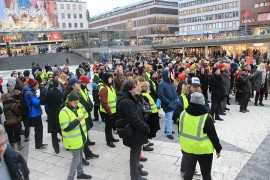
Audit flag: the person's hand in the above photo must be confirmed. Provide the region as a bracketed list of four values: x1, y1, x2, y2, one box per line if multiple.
[77, 116, 84, 121]
[217, 152, 221, 158]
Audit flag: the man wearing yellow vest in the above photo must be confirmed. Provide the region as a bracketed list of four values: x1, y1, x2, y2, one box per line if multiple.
[99, 73, 119, 148]
[179, 92, 222, 180]
[59, 90, 92, 180]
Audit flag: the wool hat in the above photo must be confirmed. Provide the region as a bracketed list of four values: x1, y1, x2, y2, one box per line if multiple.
[14, 84, 22, 91]
[79, 75, 90, 84]
[218, 63, 225, 69]
[68, 90, 80, 102]
[68, 77, 82, 86]
[23, 70, 30, 77]
[212, 67, 219, 73]
[190, 92, 205, 105]
[92, 83, 98, 89]
[28, 79, 38, 88]
[178, 73, 186, 80]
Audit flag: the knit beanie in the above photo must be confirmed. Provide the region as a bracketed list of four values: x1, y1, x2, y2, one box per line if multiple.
[28, 79, 38, 88]
[68, 90, 80, 102]
[23, 70, 30, 77]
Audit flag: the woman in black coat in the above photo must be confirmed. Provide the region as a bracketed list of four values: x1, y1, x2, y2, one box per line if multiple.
[117, 80, 150, 180]
[41, 79, 64, 154]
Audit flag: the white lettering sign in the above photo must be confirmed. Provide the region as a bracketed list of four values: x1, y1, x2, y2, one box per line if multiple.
[3, 8, 47, 16]
[242, 19, 255, 23]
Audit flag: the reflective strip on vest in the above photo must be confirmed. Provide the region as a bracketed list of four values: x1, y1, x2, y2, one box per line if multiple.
[179, 111, 208, 141]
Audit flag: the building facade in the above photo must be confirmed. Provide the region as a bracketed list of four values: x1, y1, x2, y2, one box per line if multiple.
[88, 0, 179, 45]
[178, 0, 240, 38]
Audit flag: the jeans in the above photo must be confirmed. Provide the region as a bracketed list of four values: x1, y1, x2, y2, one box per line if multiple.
[67, 147, 84, 180]
[29, 116, 43, 148]
[5, 122, 22, 144]
[130, 146, 142, 180]
[165, 111, 173, 135]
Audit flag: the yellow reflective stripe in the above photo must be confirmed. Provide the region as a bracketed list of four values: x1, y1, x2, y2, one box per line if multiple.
[60, 109, 71, 128]
[179, 112, 208, 141]
[108, 100, 116, 104]
[63, 133, 82, 139]
[60, 121, 69, 127]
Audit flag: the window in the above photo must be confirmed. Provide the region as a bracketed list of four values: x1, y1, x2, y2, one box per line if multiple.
[73, 4, 76, 10]
[79, 5, 82, 10]
[265, 2, 270, 6]
[61, 13, 65, 19]
[62, 23, 66, 28]
[67, 13, 71, 18]
[74, 23, 77, 28]
[60, 4, 64, 9]
[79, 14, 82, 18]
[259, 3, 264, 7]
[80, 23, 83, 28]
[68, 23, 72, 28]
[74, 14, 77, 19]
[67, 4, 70, 9]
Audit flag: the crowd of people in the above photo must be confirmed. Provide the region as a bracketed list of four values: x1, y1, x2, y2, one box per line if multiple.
[0, 53, 269, 180]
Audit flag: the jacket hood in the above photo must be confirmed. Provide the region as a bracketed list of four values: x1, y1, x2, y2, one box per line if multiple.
[186, 102, 208, 116]
[117, 91, 135, 105]
[162, 69, 170, 82]
[102, 73, 113, 85]
[22, 85, 33, 92]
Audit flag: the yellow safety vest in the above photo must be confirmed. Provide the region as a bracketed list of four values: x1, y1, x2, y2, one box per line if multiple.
[179, 111, 214, 154]
[145, 72, 151, 80]
[150, 79, 156, 91]
[59, 106, 88, 149]
[46, 71, 53, 78]
[142, 93, 158, 113]
[99, 85, 117, 114]
[181, 93, 189, 110]
[80, 88, 89, 102]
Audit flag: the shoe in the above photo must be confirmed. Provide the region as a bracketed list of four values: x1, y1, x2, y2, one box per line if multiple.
[219, 113, 226, 115]
[57, 138, 61, 142]
[259, 102, 264, 106]
[138, 164, 144, 169]
[215, 117, 223, 121]
[82, 158, 89, 166]
[194, 168, 201, 176]
[93, 118, 99, 121]
[143, 145, 154, 151]
[87, 141, 96, 146]
[225, 108, 230, 110]
[148, 142, 154, 146]
[112, 138, 119, 142]
[36, 144, 48, 150]
[227, 102, 231, 105]
[55, 149, 60, 154]
[85, 152, 99, 160]
[140, 157, 147, 162]
[167, 135, 174, 140]
[181, 171, 185, 178]
[254, 102, 258, 106]
[140, 170, 148, 176]
[107, 142, 116, 148]
[77, 173, 92, 179]
[240, 110, 246, 113]
[24, 137, 29, 142]
[164, 131, 175, 134]
[213, 120, 216, 123]
[245, 109, 250, 112]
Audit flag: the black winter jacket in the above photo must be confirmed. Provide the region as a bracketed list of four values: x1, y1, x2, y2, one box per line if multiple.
[185, 103, 222, 153]
[209, 74, 225, 101]
[117, 92, 150, 148]
[4, 146, 29, 180]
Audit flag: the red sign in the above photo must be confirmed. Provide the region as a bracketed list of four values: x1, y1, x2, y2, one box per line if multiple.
[258, 13, 270, 21]
[50, 33, 61, 40]
[242, 11, 250, 18]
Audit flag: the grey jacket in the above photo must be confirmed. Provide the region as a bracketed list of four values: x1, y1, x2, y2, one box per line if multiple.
[253, 70, 263, 92]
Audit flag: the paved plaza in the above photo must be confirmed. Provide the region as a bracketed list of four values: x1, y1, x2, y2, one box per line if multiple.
[0, 53, 270, 180]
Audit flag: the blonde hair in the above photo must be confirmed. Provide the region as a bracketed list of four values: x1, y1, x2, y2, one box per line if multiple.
[141, 81, 150, 93]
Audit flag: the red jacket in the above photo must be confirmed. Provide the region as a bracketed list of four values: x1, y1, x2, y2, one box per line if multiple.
[0, 77, 3, 86]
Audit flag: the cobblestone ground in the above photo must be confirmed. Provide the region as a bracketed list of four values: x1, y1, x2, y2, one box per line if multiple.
[0, 54, 269, 180]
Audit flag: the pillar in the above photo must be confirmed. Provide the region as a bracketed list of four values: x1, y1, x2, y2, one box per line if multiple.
[205, 46, 208, 58]
[182, 47, 185, 58]
[232, 45, 236, 59]
[267, 43, 270, 59]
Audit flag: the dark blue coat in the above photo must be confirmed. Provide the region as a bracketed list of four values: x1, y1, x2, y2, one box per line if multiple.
[158, 69, 177, 112]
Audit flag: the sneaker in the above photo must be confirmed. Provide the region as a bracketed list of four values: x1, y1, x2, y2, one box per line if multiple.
[167, 135, 174, 140]
[112, 138, 119, 142]
[82, 158, 89, 166]
[245, 109, 250, 112]
[140, 170, 148, 176]
[77, 173, 92, 179]
[55, 149, 60, 154]
[225, 107, 230, 110]
[164, 131, 175, 134]
[259, 102, 264, 106]
[85, 152, 99, 160]
[194, 169, 201, 176]
[140, 157, 147, 162]
[240, 110, 246, 113]
[148, 142, 154, 146]
[138, 164, 144, 169]
[17, 143, 24, 151]
[143, 145, 154, 151]
[107, 142, 116, 148]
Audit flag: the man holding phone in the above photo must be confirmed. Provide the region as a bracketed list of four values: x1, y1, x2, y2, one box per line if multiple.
[59, 90, 92, 180]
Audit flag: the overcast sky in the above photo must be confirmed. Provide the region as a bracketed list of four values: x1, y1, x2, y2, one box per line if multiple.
[87, 0, 140, 16]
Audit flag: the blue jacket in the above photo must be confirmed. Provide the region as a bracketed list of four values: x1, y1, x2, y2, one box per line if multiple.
[23, 86, 42, 118]
[158, 69, 177, 112]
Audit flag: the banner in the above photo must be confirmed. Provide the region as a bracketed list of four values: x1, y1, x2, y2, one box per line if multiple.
[50, 32, 61, 40]
[0, 0, 59, 32]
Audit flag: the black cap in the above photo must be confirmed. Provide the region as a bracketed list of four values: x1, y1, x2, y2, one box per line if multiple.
[68, 77, 82, 86]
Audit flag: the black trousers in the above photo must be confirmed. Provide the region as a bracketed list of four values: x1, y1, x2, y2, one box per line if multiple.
[202, 88, 208, 100]
[130, 146, 142, 180]
[21, 117, 30, 138]
[51, 132, 59, 152]
[210, 99, 221, 119]
[0, 85, 4, 94]
[183, 151, 213, 180]
[255, 86, 265, 103]
[5, 122, 22, 144]
[240, 92, 250, 111]
[100, 112, 115, 143]
[29, 116, 43, 148]
[94, 105, 100, 120]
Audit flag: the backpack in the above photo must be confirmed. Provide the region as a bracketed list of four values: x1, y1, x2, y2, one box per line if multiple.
[19, 93, 30, 117]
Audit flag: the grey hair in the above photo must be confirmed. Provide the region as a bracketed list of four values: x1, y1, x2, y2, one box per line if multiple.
[0, 124, 6, 135]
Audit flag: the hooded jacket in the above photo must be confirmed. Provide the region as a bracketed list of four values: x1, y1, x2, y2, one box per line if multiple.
[158, 69, 177, 112]
[23, 85, 42, 118]
[185, 103, 222, 153]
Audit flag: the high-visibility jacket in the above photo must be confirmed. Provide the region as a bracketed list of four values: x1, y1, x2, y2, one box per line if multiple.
[142, 93, 158, 113]
[46, 71, 53, 78]
[150, 79, 156, 91]
[80, 88, 90, 102]
[181, 93, 189, 110]
[59, 106, 88, 149]
[99, 85, 117, 114]
[145, 72, 151, 80]
[179, 111, 214, 154]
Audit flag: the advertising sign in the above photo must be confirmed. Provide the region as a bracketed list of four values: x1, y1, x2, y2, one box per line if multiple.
[50, 32, 61, 40]
[0, 0, 59, 32]
[258, 13, 270, 21]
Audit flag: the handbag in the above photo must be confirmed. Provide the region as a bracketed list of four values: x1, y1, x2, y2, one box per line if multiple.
[156, 98, 161, 109]
[115, 119, 133, 138]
